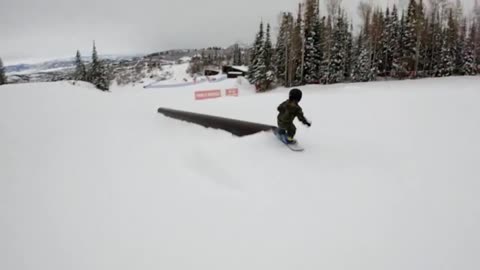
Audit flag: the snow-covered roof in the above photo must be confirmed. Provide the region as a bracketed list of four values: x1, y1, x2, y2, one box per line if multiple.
[179, 56, 192, 62]
[231, 65, 248, 72]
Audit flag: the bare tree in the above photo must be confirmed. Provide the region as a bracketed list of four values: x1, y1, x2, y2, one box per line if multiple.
[326, 0, 343, 19]
[399, 0, 410, 11]
[358, 0, 373, 33]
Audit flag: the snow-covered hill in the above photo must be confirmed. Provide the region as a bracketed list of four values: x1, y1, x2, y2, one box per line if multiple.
[1, 76, 480, 270]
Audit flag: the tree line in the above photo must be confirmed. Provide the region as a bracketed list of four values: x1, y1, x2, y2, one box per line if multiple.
[74, 42, 112, 91]
[248, 0, 480, 91]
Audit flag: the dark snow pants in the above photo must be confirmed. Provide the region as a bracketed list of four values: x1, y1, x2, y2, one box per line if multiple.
[278, 122, 296, 138]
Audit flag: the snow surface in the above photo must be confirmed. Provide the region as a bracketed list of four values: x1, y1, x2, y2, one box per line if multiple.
[1, 76, 480, 270]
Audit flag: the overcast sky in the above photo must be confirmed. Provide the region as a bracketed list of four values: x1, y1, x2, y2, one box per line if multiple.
[1, 0, 476, 64]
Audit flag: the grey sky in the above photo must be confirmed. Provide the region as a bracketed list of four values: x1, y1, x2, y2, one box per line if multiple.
[0, 0, 476, 64]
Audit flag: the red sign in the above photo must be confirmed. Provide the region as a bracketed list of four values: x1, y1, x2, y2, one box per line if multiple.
[195, 90, 221, 100]
[225, 88, 239, 96]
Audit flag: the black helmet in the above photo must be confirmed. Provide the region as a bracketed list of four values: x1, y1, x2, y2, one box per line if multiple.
[289, 88, 302, 102]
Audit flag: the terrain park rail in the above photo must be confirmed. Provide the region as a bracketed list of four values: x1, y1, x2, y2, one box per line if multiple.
[157, 107, 276, 137]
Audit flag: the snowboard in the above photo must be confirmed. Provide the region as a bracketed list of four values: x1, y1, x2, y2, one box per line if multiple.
[272, 128, 304, 152]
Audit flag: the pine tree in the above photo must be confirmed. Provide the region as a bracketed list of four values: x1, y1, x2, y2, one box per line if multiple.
[291, 4, 304, 86]
[415, 0, 426, 74]
[257, 23, 274, 91]
[302, 0, 321, 84]
[463, 23, 477, 75]
[439, 29, 454, 76]
[351, 32, 374, 82]
[380, 7, 391, 75]
[251, 23, 269, 92]
[274, 13, 293, 86]
[344, 24, 354, 80]
[431, 11, 444, 77]
[351, 29, 362, 77]
[74, 50, 87, 81]
[354, 1, 374, 80]
[248, 22, 265, 86]
[456, 18, 467, 74]
[318, 16, 328, 83]
[322, 15, 333, 83]
[391, 5, 402, 77]
[328, 11, 347, 84]
[0, 57, 6, 85]
[474, 0, 480, 67]
[88, 42, 99, 83]
[313, 15, 324, 82]
[473, 20, 479, 71]
[395, 10, 409, 78]
[403, 0, 418, 74]
[422, 14, 433, 76]
[264, 24, 274, 74]
[369, 8, 385, 79]
[445, 8, 458, 75]
[88, 42, 111, 91]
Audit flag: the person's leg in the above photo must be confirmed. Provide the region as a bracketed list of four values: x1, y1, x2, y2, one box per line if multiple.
[286, 124, 296, 142]
[277, 120, 288, 134]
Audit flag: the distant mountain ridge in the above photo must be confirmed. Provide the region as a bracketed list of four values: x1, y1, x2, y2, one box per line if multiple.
[4, 55, 139, 74]
[4, 45, 251, 84]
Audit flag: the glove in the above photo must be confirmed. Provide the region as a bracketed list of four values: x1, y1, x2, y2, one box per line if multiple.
[304, 119, 312, 127]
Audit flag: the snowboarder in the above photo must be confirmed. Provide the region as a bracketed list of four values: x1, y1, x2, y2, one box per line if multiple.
[276, 88, 311, 144]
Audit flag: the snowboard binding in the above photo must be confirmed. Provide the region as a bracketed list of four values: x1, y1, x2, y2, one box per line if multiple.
[275, 128, 297, 145]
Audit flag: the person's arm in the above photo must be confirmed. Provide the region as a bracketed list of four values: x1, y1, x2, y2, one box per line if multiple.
[296, 107, 311, 126]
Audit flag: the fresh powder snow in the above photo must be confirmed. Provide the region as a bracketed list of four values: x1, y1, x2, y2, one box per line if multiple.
[1, 75, 480, 270]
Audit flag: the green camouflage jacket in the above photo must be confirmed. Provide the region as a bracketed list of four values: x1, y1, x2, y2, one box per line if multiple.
[277, 100, 308, 126]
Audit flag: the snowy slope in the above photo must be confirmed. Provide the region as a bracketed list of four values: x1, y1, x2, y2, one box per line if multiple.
[1, 77, 480, 270]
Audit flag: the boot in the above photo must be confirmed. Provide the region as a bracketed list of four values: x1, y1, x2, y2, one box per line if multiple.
[286, 136, 296, 144]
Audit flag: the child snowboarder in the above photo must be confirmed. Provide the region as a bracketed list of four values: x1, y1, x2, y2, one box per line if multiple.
[277, 88, 311, 143]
